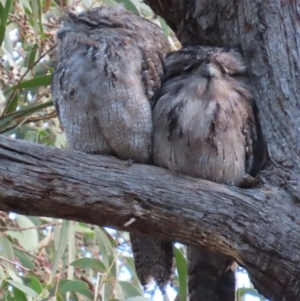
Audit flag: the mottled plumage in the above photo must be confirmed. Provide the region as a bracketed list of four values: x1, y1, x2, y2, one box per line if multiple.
[153, 46, 266, 301]
[51, 5, 173, 293]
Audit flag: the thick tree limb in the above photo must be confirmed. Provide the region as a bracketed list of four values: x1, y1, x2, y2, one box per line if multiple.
[142, 1, 300, 299]
[0, 135, 299, 301]
[0, 1, 299, 301]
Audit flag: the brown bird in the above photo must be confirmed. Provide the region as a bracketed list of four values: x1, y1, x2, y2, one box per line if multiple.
[152, 46, 266, 301]
[51, 5, 173, 294]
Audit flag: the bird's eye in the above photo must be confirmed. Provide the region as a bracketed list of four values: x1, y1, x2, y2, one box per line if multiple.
[78, 15, 113, 29]
[183, 64, 195, 72]
[230, 70, 249, 78]
[78, 17, 99, 28]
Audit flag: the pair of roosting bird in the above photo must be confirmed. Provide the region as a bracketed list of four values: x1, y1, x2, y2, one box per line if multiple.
[51, 5, 266, 301]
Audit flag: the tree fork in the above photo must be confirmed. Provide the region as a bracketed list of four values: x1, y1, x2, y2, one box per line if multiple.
[145, 0, 300, 196]
[1, 0, 299, 300]
[143, 1, 300, 298]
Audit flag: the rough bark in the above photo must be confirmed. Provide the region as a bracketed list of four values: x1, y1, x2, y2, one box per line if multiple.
[0, 1, 299, 300]
[146, 0, 300, 196]
[143, 0, 300, 299]
[0, 135, 299, 301]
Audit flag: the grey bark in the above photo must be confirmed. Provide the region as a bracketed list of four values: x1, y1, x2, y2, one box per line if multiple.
[144, 0, 300, 198]
[0, 135, 299, 301]
[0, 0, 299, 300]
[143, 0, 300, 299]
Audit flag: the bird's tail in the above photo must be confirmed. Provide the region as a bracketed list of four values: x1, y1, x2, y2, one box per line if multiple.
[130, 233, 174, 294]
[188, 245, 236, 301]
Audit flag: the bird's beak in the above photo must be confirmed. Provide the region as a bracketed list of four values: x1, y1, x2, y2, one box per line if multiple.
[206, 63, 222, 78]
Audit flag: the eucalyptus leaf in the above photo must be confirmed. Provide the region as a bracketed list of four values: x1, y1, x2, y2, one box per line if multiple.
[70, 258, 106, 272]
[8, 74, 52, 91]
[13, 287, 28, 301]
[0, 0, 12, 47]
[0, 233, 15, 269]
[59, 280, 89, 293]
[174, 247, 187, 301]
[51, 220, 69, 279]
[6, 279, 39, 298]
[14, 249, 35, 269]
[115, 0, 141, 15]
[7, 215, 39, 251]
[119, 280, 143, 297]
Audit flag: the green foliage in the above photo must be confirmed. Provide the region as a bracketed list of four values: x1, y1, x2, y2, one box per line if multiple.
[0, 0, 12, 47]
[174, 247, 187, 301]
[0, 215, 149, 300]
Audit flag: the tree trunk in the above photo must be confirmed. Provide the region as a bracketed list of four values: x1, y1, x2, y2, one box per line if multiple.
[144, 0, 300, 299]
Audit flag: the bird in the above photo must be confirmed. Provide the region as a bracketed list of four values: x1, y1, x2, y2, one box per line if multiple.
[50, 5, 174, 294]
[152, 46, 266, 301]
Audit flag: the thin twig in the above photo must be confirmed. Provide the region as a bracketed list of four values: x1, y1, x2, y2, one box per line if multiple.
[6, 43, 57, 106]
[13, 246, 50, 265]
[0, 222, 62, 232]
[0, 255, 30, 271]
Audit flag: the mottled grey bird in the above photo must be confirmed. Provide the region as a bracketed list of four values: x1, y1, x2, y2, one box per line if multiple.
[152, 46, 266, 301]
[51, 5, 173, 294]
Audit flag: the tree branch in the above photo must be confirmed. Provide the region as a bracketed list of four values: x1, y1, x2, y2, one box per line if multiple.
[146, 0, 300, 200]
[140, 3, 300, 297]
[0, 1, 298, 301]
[0, 135, 299, 301]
